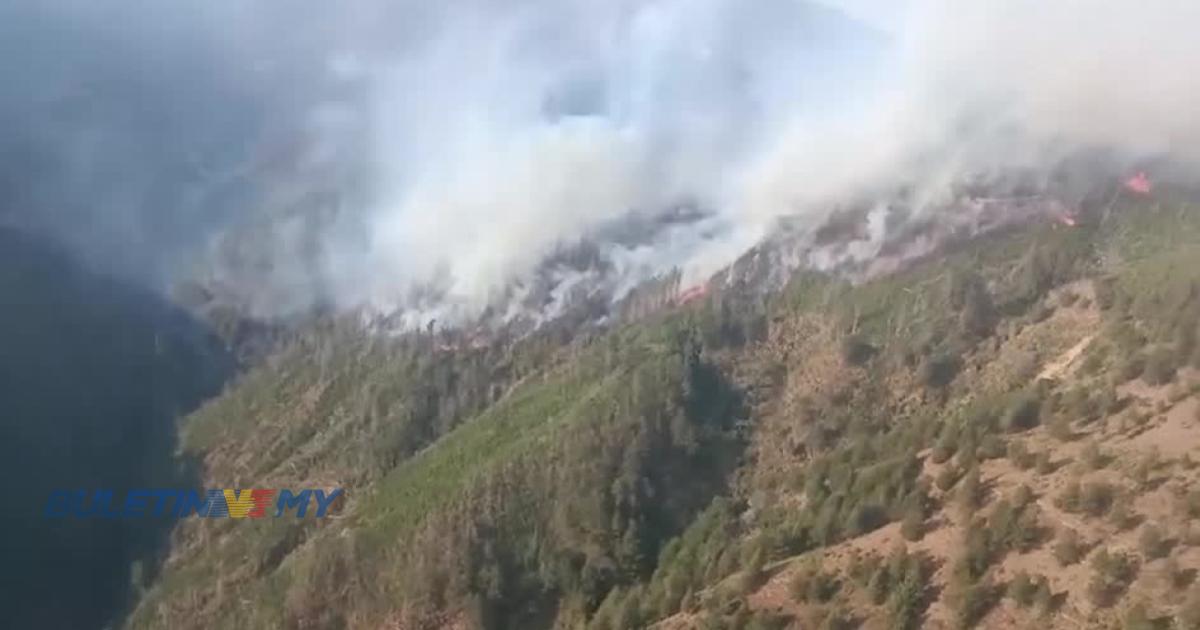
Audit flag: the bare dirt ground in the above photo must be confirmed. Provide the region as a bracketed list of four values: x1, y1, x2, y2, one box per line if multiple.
[656, 285, 1200, 629]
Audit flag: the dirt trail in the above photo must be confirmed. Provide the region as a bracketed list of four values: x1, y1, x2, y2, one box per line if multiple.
[1038, 334, 1095, 382]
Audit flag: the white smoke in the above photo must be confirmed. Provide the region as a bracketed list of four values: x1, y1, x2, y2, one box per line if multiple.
[337, 0, 889, 317]
[340, 0, 1200, 321]
[5, 0, 1200, 324]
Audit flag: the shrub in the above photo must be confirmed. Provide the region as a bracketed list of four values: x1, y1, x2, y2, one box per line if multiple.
[887, 559, 927, 630]
[617, 589, 645, 630]
[1164, 557, 1193, 591]
[1095, 278, 1117, 310]
[1183, 523, 1200, 548]
[919, 353, 961, 389]
[978, 435, 1006, 460]
[1080, 481, 1116, 517]
[1053, 528, 1084, 566]
[809, 572, 840, 604]
[1108, 500, 1138, 532]
[1055, 480, 1082, 513]
[987, 498, 1040, 553]
[816, 607, 853, 630]
[1011, 484, 1034, 508]
[789, 561, 838, 604]
[1180, 489, 1200, 520]
[1143, 347, 1178, 386]
[1110, 321, 1146, 352]
[1002, 391, 1041, 432]
[1130, 451, 1159, 489]
[1007, 440, 1035, 470]
[1095, 384, 1121, 414]
[1116, 353, 1146, 383]
[1048, 414, 1074, 442]
[847, 552, 880, 588]
[679, 589, 696, 614]
[1087, 549, 1138, 607]
[1081, 348, 1107, 375]
[1007, 571, 1037, 607]
[1063, 387, 1099, 422]
[1029, 303, 1053, 324]
[1179, 586, 1200, 630]
[1032, 577, 1054, 614]
[1080, 440, 1106, 470]
[930, 443, 955, 465]
[867, 566, 889, 606]
[1123, 601, 1156, 630]
[954, 526, 994, 583]
[951, 578, 997, 630]
[848, 503, 889, 537]
[740, 545, 767, 593]
[840, 334, 877, 367]
[951, 271, 997, 339]
[957, 465, 984, 519]
[1035, 451, 1055, 475]
[1012, 509, 1042, 551]
[901, 504, 925, 542]
[936, 465, 961, 492]
[1139, 524, 1170, 559]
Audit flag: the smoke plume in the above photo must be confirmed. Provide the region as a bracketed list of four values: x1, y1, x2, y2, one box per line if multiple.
[3, 0, 1199, 324]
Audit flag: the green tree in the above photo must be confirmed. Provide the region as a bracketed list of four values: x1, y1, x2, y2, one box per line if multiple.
[740, 544, 767, 593]
[867, 565, 890, 606]
[887, 558, 926, 630]
[951, 578, 996, 630]
[956, 465, 984, 520]
[1002, 391, 1041, 432]
[900, 494, 926, 542]
[1143, 347, 1178, 385]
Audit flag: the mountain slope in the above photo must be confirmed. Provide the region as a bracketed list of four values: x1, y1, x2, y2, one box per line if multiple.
[127, 191, 1200, 630]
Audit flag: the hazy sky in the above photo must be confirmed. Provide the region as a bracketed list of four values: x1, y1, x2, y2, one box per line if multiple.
[818, 0, 909, 32]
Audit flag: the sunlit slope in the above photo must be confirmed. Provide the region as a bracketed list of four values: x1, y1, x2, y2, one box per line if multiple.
[128, 193, 1200, 629]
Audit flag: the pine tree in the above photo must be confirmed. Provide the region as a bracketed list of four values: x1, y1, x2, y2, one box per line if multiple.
[740, 544, 767, 593]
[900, 491, 926, 542]
[956, 465, 984, 520]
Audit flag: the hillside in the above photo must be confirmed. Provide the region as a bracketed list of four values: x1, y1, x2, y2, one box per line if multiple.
[126, 190, 1200, 630]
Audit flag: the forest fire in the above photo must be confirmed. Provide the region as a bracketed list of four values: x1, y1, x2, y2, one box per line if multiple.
[1125, 172, 1152, 195]
[676, 283, 710, 306]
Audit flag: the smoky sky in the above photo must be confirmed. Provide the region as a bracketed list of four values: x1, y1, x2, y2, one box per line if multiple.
[3, 1, 1199, 323]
